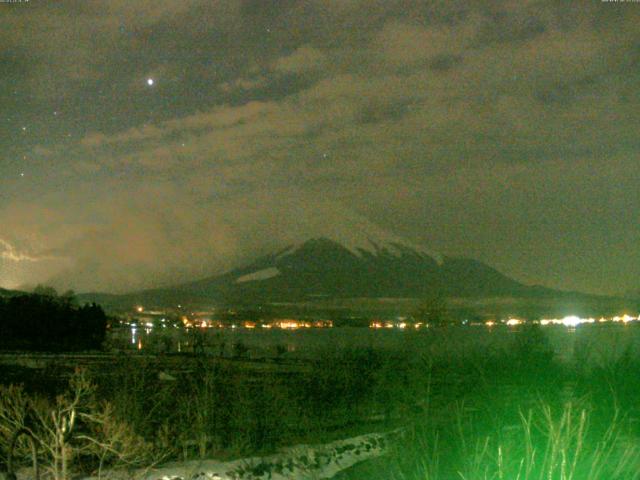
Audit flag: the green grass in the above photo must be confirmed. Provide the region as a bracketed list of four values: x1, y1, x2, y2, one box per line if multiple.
[339, 327, 640, 479]
[375, 399, 640, 480]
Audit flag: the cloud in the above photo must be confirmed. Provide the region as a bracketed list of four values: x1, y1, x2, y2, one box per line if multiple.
[0, 238, 40, 263]
[2, 0, 640, 294]
[219, 76, 269, 93]
[273, 46, 328, 74]
[0, 1, 240, 101]
[92, 0, 200, 26]
[0, 234, 70, 290]
[375, 20, 476, 69]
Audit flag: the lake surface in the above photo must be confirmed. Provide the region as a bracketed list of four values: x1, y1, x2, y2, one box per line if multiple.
[109, 323, 640, 367]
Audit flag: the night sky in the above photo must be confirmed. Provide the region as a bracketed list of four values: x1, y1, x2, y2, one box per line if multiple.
[1, 1, 639, 295]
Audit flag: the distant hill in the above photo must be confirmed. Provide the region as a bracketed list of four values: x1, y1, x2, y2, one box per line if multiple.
[0, 287, 25, 298]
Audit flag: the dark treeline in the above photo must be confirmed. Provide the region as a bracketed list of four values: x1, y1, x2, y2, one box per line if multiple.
[0, 288, 107, 351]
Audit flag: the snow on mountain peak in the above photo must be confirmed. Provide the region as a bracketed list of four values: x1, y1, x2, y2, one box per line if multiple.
[278, 233, 442, 264]
[249, 204, 442, 264]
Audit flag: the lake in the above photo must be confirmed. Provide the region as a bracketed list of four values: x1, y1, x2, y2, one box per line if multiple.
[109, 322, 640, 367]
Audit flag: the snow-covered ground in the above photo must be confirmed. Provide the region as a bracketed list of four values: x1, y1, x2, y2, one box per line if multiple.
[78, 430, 398, 480]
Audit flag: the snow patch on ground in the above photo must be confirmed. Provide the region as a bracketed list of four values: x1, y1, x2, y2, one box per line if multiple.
[82, 430, 398, 480]
[235, 267, 281, 283]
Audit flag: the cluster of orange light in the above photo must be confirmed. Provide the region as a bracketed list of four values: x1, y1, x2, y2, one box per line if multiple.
[370, 321, 425, 329]
[268, 319, 333, 329]
[272, 320, 311, 329]
[370, 321, 392, 329]
[180, 318, 333, 330]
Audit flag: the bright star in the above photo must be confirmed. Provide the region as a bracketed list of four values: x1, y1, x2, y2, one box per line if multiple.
[147, 78, 154, 86]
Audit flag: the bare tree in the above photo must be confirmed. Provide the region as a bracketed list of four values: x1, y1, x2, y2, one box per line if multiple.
[0, 369, 158, 480]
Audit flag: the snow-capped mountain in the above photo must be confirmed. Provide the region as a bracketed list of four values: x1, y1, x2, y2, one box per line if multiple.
[173, 237, 537, 302]
[77, 236, 627, 313]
